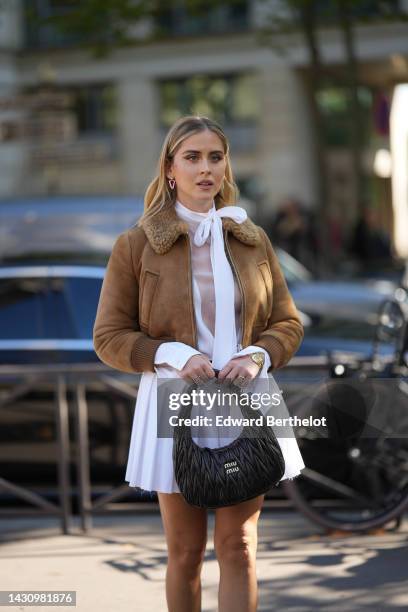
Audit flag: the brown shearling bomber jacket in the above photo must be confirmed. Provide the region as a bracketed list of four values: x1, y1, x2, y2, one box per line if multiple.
[93, 201, 304, 374]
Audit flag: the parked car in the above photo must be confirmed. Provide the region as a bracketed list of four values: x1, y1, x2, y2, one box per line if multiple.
[275, 246, 398, 359]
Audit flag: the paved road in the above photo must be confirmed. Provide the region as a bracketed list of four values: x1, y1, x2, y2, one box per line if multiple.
[0, 510, 407, 611]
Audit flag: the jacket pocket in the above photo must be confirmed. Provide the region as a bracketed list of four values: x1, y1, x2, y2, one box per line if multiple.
[257, 260, 273, 325]
[140, 270, 160, 329]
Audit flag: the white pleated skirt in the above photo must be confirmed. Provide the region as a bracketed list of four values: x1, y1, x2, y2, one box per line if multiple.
[125, 365, 306, 494]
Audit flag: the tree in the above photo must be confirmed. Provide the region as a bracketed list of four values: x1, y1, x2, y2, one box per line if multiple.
[26, 0, 246, 58]
[257, 0, 408, 270]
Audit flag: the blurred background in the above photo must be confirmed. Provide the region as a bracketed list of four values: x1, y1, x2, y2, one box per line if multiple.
[0, 1, 407, 273]
[1, 1, 408, 534]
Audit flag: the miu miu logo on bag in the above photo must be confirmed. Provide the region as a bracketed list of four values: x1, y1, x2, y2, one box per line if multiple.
[224, 460, 240, 475]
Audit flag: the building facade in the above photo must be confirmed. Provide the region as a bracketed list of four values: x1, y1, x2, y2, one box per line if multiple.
[1, 0, 408, 249]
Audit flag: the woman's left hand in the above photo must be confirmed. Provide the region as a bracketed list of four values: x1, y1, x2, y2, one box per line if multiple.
[217, 355, 261, 387]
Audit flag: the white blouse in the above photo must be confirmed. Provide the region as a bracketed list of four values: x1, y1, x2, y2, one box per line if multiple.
[154, 199, 271, 372]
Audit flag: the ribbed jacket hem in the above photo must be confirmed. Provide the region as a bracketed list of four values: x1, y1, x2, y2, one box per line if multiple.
[131, 337, 174, 373]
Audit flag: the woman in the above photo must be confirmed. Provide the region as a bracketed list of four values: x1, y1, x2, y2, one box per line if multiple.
[93, 115, 305, 612]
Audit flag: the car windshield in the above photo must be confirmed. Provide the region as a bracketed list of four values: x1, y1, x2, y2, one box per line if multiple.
[0, 276, 103, 339]
[306, 315, 375, 341]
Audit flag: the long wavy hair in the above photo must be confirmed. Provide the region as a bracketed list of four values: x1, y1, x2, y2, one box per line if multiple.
[138, 115, 239, 226]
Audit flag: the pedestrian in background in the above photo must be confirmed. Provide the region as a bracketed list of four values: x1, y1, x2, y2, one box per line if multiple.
[269, 197, 319, 273]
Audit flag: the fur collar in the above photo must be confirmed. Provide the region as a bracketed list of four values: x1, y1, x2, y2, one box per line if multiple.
[139, 200, 261, 255]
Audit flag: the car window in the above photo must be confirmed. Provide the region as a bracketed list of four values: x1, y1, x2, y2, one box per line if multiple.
[0, 278, 49, 339]
[0, 276, 103, 340]
[60, 277, 103, 339]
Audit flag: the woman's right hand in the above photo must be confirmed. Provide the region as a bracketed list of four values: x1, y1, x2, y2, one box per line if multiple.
[180, 354, 216, 384]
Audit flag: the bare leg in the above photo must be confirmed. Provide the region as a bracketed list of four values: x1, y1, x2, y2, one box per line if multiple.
[158, 492, 208, 612]
[214, 494, 264, 612]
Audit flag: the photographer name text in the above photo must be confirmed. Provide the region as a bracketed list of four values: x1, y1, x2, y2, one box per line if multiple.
[168, 415, 327, 427]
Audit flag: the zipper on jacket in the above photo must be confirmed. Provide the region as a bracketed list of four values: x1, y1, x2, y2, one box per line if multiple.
[184, 233, 198, 349]
[224, 228, 246, 350]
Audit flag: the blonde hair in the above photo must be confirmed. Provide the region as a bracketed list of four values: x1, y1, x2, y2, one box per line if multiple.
[138, 115, 239, 225]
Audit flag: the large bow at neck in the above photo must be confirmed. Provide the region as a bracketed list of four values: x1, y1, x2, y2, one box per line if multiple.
[193, 206, 248, 247]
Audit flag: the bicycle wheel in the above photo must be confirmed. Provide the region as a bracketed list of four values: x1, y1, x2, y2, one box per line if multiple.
[284, 375, 408, 532]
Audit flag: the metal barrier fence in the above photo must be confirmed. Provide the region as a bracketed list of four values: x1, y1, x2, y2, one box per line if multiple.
[0, 356, 329, 534]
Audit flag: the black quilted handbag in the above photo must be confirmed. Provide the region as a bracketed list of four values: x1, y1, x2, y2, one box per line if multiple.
[172, 370, 285, 509]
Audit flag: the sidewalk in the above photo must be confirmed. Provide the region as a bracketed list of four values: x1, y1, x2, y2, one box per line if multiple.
[1, 509, 407, 611]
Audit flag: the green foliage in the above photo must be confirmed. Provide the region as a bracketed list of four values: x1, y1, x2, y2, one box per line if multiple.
[27, 0, 152, 57]
[27, 0, 248, 57]
[257, 0, 408, 54]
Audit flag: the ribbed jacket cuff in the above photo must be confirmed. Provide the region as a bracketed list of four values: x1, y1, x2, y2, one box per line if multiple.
[131, 336, 173, 373]
[252, 335, 286, 370]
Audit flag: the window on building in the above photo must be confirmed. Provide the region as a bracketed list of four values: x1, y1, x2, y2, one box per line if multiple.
[315, 0, 402, 21]
[153, 0, 249, 37]
[23, 83, 118, 149]
[24, 0, 84, 49]
[158, 73, 259, 128]
[316, 84, 374, 148]
[72, 84, 117, 134]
